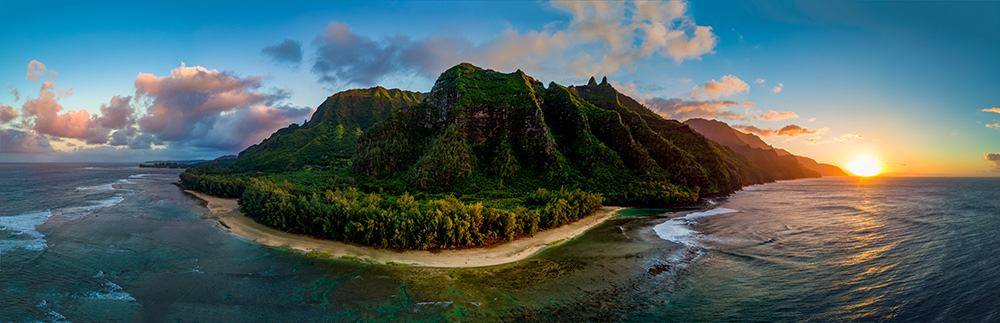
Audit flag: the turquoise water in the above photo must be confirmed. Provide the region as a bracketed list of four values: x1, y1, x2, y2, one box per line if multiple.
[2, 164, 999, 321]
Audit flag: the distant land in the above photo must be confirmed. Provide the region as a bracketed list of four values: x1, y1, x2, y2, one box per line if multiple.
[684, 118, 846, 177]
[138, 155, 236, 169]
[178, 63, 840, 251]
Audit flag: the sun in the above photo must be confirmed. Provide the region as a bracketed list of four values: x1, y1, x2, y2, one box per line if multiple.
[846, 157, 883, 177]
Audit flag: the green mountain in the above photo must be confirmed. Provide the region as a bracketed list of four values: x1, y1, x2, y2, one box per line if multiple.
[179, 63, 841, 249]
[683, 118, 843, 178]
[354, 63, 773, 205]
[230, 87, 425, 172]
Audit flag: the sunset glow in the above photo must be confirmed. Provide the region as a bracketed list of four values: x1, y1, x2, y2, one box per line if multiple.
[846, 157, 883, 177]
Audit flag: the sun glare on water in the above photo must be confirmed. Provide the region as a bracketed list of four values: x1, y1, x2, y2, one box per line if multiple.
[846, 157, 883, 177]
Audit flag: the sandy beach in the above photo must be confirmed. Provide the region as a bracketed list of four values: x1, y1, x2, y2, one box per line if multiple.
[185, 190, 624, 268]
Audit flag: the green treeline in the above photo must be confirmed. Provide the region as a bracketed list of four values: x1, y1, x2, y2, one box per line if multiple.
[236, 179, 601, 250]
[179, 171, 603, 249]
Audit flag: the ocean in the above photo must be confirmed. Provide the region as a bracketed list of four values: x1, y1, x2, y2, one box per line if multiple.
[2, 163, 998, 322]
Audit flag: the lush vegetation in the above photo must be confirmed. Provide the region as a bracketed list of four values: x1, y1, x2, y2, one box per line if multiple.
[179, 63, 812, 250]
[238, 179, 601, 249]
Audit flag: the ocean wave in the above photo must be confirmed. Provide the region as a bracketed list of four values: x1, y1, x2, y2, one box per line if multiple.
[652, 207, 740, 245]
[76, 179, 137, 191]
[684, 207, 739, 220]
[35, 300, 70, 323]
[52, 196, 125, 222]
[86, 271, 137, 302]
[0, 210, 52, 251]
[652, 220, 699, 246]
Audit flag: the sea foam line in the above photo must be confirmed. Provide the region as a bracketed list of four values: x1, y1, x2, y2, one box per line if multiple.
[0, 210, 52, 251]
[652, 207, 739, 245]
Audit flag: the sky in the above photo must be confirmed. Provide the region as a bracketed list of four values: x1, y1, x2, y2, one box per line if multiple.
[1, 0, 998, 176]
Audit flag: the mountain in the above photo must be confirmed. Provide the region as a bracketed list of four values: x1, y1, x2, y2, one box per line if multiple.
[794, 155, 848, 176]
[229, 87, 425, 172]
[683, 118, 845, 177]
[354, 63, 773, 205]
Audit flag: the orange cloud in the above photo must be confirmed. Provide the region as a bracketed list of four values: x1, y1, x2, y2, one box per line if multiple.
[20, 82, 104, 143]
[26, 60, 48, 82]
[733, 124, 821, 138]
[645, 97, 754, 121]
[134, 63, 312, 150]
[982, 107, 1000, 114]
[986, 153, 1000, 172]
[689, 75, 749, 99]
[311, 1, 716, 85]
[771, 82, 783, 93]
[751, 110, 798, 121]
[1, 104, 18, 124]
[987, 123, 999, 129]
[835, 133, 864, 141]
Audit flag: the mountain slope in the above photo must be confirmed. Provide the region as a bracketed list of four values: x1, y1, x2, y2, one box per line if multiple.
[684, 118, 844, 177]
[230, 87, 424, 172]
[354, 63, 774, 205]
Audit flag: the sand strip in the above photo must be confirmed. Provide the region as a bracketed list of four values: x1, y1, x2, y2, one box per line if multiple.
[184, 190, 624, 268]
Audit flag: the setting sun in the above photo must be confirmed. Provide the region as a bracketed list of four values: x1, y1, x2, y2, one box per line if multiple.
[846, 157, 883, 177]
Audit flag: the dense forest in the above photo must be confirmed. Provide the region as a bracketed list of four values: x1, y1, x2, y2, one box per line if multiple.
[180, 63, 817, 249]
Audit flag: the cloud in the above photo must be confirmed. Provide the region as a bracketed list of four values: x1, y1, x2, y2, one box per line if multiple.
[262, 39, 303, 66]
[96, 95, 135, 129]
[987, 123, 999, 129]
[835, 133, 864, 141]
[733, 124, 821, 137]
[7, 85, 20, 101]
[0, 129, 55, 154]
[807, 117, 816, 122]
[309, 0, 716, 86]
[19, 81, 107, 144]
[986, 153, 1000, 172]
[1, 104, 18, 124]
[754, 78, 765, 86]
[751, 110, 798, 121]
[776, 124, 820, 136]
[771, 82, 783, 93]
[26, 60, 48, 82]
[982, 107, 1000, 114]
[689, 75, 749, 99]
[645, 98, 754, 121]
[134, 63, 313, 150]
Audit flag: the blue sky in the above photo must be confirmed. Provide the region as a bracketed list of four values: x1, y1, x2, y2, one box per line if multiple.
[1, 0, 998, 175]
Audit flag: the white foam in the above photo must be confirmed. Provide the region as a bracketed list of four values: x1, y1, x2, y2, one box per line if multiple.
[51, 196, 125, 223]
[0, 210, 52, 251]
[652, 220, 699, 246]
[86, 271, 137, 302]
[652, 207, 740, 245]
[76, 179, 136, 191]
[683, 207, 739, 220]
[35, 300, 70, 323]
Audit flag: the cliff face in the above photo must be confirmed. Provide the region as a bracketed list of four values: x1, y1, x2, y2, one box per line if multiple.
[231, 87, 425, 172]
[683, 118, 845, 177]
[354, 63, 773, 205]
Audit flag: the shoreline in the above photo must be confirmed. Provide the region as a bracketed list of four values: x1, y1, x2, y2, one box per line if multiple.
[184, 189, 625, 268]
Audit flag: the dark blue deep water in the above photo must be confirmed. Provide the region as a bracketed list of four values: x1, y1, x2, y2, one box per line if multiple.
[2, 163, 998, 322]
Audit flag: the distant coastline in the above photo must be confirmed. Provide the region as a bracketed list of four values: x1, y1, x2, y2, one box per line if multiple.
[184, 189, 625, 268]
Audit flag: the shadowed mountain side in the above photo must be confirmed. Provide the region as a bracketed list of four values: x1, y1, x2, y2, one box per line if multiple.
[795, 155, 848, 176]
[684, 118, 844, 177]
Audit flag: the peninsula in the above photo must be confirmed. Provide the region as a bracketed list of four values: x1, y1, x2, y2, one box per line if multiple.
[179, 63, 840, 256]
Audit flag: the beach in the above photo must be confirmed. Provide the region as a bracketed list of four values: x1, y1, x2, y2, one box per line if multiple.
[185, 190, 625, 267]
